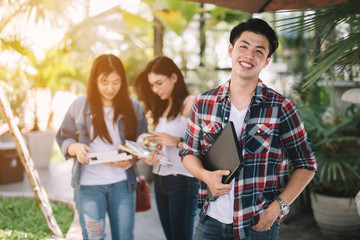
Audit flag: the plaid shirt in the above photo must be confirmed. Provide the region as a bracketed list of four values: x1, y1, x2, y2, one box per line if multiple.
[179, 79, 317, 239]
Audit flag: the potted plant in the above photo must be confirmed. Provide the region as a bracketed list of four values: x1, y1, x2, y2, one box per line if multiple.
[301, 91, 360, 239]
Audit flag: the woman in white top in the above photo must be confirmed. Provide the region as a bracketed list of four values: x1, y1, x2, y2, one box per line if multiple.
[133, 56, 198, 240]
[56, 54, 147, 240]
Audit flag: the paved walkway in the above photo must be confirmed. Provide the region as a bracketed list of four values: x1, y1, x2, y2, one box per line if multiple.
[1, 160, 359, 240]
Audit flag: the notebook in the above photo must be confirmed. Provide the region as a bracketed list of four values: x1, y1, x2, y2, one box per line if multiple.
[202, 121, 245, 200]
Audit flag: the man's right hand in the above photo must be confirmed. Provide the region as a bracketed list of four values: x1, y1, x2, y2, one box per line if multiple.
[183, 155, 232, 196]
[204, 170, 232, 196]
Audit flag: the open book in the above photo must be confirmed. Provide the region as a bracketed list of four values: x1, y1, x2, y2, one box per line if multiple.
[87, 150, 132, 165]
[118, 133, 172, 167]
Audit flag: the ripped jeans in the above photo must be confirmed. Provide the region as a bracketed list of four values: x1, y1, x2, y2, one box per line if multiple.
[74, 180, 135, 240]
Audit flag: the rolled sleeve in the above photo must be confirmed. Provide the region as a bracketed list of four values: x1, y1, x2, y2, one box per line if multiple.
[280, 100, 317, 172]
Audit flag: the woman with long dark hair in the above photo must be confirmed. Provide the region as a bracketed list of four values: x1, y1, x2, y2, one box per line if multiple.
[133, 56, 198, 240]
[56, 54, 147, 240]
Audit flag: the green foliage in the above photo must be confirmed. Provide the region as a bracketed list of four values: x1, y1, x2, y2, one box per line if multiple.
[120, 9, 152, 30]
[278, 1, 360, 89]
[1, 2, 153, 130]
[207, 6, 250, 25]
[282, 0, 360, 198]
[0, 197, 74, 240]
[165, 0, 199, 23]
[0, 0, 76, 31]
[300, 97, 360, 197]
[0, 38, 37, 64]
[153, 0, 199, 35]
[0, 70, 31, 127]
[302, 33, 360, 90]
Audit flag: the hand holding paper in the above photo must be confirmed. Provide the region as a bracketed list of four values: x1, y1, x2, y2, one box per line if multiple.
[148, 131, 179, 147]
[118, 133, 173, 167]
[139, 151, 160, 166]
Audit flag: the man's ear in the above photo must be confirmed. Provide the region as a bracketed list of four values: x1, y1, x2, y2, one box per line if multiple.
[228, 43, 233, 57]
[264, 56, 272, 68]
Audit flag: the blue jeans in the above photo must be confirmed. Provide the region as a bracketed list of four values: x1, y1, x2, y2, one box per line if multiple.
[74, 180, 136, 240]
[194, 215, 280, 240]
[154, 174, 198, 240]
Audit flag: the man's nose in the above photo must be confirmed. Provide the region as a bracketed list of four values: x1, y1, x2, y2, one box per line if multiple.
[246, 49, 255, 59]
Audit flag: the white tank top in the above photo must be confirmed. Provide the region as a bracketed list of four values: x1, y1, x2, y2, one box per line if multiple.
[207, 103, 247, 223]
[152, 99, 193, 177]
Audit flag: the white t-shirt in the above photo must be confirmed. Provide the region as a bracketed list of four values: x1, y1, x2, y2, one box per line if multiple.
[80, 107, 127, 185]
[207, 103, 247, 224]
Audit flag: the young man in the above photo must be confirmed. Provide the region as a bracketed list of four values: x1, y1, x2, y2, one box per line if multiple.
[179, 18, 317, 240]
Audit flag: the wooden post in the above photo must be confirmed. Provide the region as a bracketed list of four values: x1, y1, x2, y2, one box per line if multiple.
[0, 87, 63, 238]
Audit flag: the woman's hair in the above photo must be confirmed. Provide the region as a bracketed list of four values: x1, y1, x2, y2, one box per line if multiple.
[133, 56, 189, 125]
[87, 54, 138, 143]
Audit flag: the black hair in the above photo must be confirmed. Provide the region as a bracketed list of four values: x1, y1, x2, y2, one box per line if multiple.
[229, 18, 279, 57]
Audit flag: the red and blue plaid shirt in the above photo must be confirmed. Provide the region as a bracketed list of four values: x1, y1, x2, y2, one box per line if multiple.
[179, 79, 317, 239]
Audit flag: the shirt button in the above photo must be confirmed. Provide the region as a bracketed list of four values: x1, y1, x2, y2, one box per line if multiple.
[225, 117, 228, 120]
[233, 217, 238, 221]
[257, 130, 261, 133]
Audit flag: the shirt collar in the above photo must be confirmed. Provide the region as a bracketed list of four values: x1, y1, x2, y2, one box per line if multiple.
[253, 79, 267, 104]
[216, 80, 231, 103]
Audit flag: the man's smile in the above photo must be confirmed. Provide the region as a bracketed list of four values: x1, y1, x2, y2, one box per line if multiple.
[239, 61, 253, 69]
